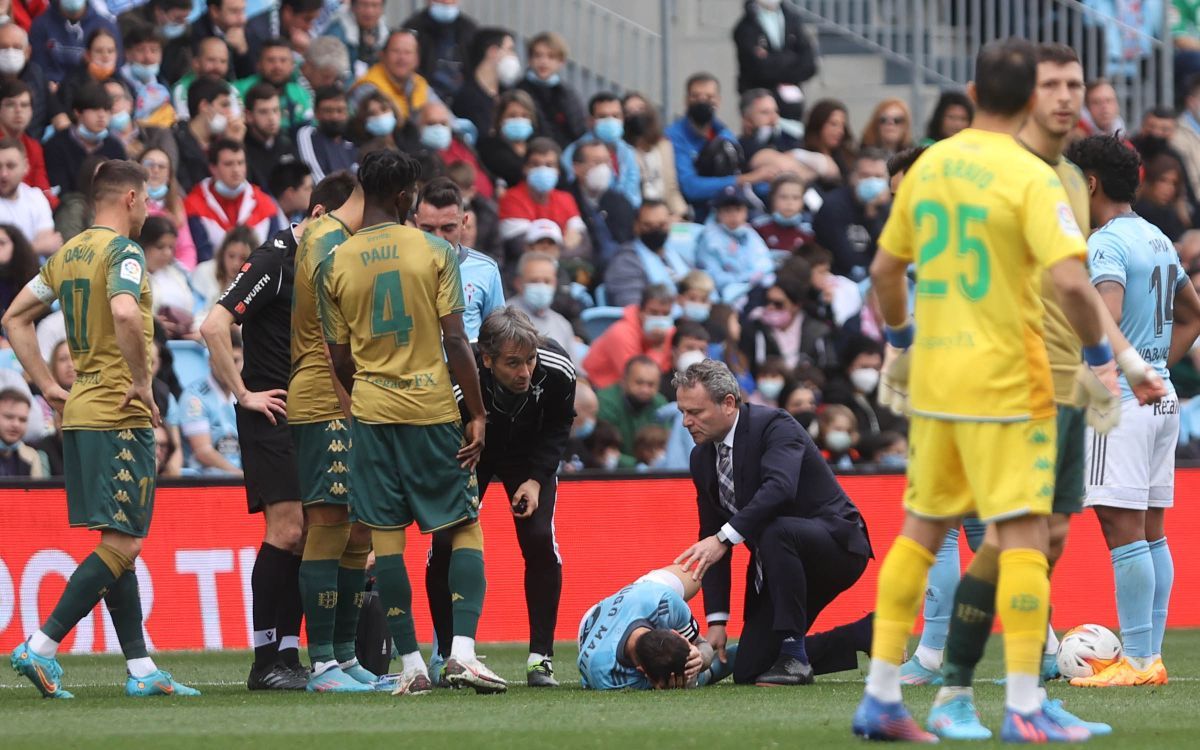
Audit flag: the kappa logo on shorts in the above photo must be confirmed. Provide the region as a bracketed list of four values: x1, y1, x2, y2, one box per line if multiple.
[317, 591, 338, 609]
[326, 420, 346, 431]
[386, 607, 405, 617]
[113, 509, 129, 523]
[113, 469, 134, 482]
[1034, 458, 1052, 472]
[469, 494, 480, 509]
[330, 482, 348, 496]
[117, 430, 134, 441]
[1030, 430, 1050, 445]
[451, 593, 465, 602]
[327, 461, 348, 474]
[1038, 484, 1054, 497]
[327, 440, 348, 453]
[113, 490, 132, 504]
[115, 449, 134, 461]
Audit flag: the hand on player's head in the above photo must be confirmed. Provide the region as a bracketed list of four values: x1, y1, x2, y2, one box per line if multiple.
[634, 628, 691, 688]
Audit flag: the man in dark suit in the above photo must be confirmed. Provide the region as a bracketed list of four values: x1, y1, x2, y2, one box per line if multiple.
[674, 359, 873, 685]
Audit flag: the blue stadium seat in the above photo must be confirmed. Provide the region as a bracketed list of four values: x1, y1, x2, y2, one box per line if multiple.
[580, 306, 625, 342]
[167, 339, 211, 389]
[593, 283, 608, 307]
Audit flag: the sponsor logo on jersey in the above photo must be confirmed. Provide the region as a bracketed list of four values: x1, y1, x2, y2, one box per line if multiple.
[451, 593, 465, 602]
[326, 420, 346, 431]
[1057, 202, 1082, 237]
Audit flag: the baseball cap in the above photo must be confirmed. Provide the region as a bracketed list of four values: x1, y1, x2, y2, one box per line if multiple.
[526, 218, 564, 246]
[712, 184, 750, 209]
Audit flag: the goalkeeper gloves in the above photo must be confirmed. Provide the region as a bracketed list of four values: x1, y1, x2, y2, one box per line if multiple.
[879, 319, 915, 416]
[1074, 338, 1120, 434]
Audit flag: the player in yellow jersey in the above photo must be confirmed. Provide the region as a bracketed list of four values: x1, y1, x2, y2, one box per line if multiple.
[4, 161, 199, 699]
[852, 39, 1121, 744]
[288, 176, 381, 692]
[319, 149, 498, 697]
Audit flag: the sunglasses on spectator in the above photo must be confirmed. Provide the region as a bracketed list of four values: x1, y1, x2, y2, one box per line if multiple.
[766, 299, 788, 309]
[878, 115, 906, 125]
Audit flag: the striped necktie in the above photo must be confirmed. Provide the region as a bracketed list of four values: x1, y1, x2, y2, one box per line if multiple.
[717, 442, 737, 515]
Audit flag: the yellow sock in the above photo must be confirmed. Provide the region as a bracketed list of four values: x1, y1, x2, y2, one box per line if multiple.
[996, 548, 1050, 677]
[871, 535, 936, 665]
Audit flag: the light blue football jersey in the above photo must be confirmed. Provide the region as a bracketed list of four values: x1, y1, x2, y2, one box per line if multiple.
[1089, 214, 1185, 400]
[458, 246, 505, 341]
[179, 376, 241, 473]
[577, 579, 699, 690]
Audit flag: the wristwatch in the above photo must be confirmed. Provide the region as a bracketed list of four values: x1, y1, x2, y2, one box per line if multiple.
[715, 529, 734, 547]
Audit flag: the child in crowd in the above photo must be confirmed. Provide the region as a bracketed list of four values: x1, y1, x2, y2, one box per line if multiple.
[633, 424, 669, 471]
[753, 173, 813, 261]
[817, 403, 860, 470]
[695, 185, 774, 304]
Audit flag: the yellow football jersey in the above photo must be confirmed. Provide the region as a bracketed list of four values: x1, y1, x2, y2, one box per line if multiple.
[879, 128, 1088, 421]
[37, 227, 154, 429]
[289, 213, 351, 424]
[318, 222, 465, 425]
[1039, 157, 1091, 405]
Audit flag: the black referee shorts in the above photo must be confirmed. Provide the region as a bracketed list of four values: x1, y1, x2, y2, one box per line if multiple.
[236, 405, 302, 513]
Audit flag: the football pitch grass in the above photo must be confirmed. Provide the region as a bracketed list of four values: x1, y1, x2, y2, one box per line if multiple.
[4, 631, 1200, 749]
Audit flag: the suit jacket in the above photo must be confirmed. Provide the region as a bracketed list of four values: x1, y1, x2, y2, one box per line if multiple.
[690, 402, 872, 620]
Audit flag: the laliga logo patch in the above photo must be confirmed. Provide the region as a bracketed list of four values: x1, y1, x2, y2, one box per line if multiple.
[119, 257, 142, 283]
[1057, 202, 1082, 237]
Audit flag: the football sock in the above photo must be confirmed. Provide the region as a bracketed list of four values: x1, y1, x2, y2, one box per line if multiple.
[332, 541, 370, 664]
[961, 516, 987, 552]
[1111, 540, 1154, 664]
[374, 555, 419, 656]
[27, 631, 59, 659]
[126, 657, 157, 679]
[299, 522, 351, 665]
[996, 548, 1049, 714]
[104, 569, 149, 660]
[448, 522, 486, 639]
[276, 553, 303, 667]
[865, 535, 934, 702]
[1148, 537, 1173, 658]
[943, 543, 999, 688]
[1043, 621, 1059, 655]
[528, 652, 549, 668]
[933, 685, 973, 707]
[250, 542, 291, 669]
[400, 651, 426, 674]
[450, 635, 476, 662]
[917, 529, 960, 660]
[42, 547, 127, 646]
[780, 635, 809, 664]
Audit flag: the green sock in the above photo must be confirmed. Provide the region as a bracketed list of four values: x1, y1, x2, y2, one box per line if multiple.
[942, 572, 997, 688]
[332, 566, 367, 663]
[103, 570, 148, 659]
[448, 548, 485, 638]
[43, 552, 121, 642]
[374, 554, 418, 655]
[299, 558, 340, 664]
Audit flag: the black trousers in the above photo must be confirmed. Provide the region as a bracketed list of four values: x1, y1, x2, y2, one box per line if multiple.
[732, 516, 870, 684]
[426, 465, 562, 657]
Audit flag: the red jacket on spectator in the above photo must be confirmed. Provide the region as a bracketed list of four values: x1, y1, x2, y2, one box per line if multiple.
[438, 138, 494, 201]
[498, 181, 582, 237]
[19, 131, 57, 209]
[582, 304, 674, 390]
[12, 0, 49, 32]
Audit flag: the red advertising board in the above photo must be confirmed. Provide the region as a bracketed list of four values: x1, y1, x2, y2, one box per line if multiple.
[2, 471, 1197, 653]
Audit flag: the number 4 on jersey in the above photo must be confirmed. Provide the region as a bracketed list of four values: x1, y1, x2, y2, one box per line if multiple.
[371, 270, 414, 345]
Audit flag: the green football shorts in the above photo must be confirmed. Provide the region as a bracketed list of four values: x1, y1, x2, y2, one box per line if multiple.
[1055, 405, 1086, 515]
[63, 428, 155, 537]
[291, 419, 353, 507]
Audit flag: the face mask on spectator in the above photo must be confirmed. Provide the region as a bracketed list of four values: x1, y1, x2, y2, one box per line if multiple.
[0, 49, 24, 75]
[502, 117, 534, 143]
[108, 110, 131, 133]
[791, 409, 817, 429]
[584, 163, 613, 193]
[60, 0, 87, 14]
[522, 282, 555, 311]
[624, 113, 648, 142]
[687, 101, 714, 127]
[89, 61, 115, 80]
[573, 418, 595, 439]
[681, 301, 711, 322]
[638, 229, 668, 252]
[527, 165, 559, 194]
[756, 124, 777, 143]
[825, 430, 853, 452]
[162, 22, 188, 40]
[594, 117, 624, 144]
[675, 349, 706, 373]
[526, 69, 561, 88]
[129, 62, 160, 83]
[601, 450, 621, 470]
[208, 112, 228, 135]
[850, 367, 880, 393]
[429, 2, 460, 23]
[147, 182, 168, 200]
[421, 123, 453, 151]
[319, 119, 347, 138]
[855, 176, 889, 204]
[757, 377, 784, 400]
[761, 308, 792, 329]
[879, 452, 907, 467]
[496, 54, 522, 87]
[625, 393, 654, 412]
[366, 111, 396, 136]
[77, 122, 107, 143]
[642, 315, 673, 337]
[214, 179, 247, 199]
[772, 211, 803, 227]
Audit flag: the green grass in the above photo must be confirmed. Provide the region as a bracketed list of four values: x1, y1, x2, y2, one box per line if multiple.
[3, 631, 1199, 749]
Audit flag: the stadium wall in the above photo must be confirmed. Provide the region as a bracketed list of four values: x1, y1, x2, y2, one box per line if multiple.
[2, 471, 1198, 653]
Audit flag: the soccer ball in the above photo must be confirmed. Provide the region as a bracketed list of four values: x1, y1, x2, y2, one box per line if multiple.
[1056, 624, 1122, 678]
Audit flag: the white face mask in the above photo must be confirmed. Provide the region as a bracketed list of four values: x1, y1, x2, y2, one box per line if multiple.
[0, 49, 24, 75]
[825, 430, 853, 452]
[850, 367, 880, 393]
[209, 112, 228, 135]
[584, 162, 613, 194]
[496, 54, 521, 87]
[675, 349, 706, 373]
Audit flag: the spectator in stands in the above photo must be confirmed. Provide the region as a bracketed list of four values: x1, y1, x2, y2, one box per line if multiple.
[234, 37, 313, 133]
[104, 79, 177, 166]
[695, 184, 774, 303]
[752, 172, 811, 258]
[510, 250, 576, 357]
[588, 421, 634, 470]
[418, 99, 493, 199]
[605, 199, 689, 307]
[133, 0, 193, 85]
[0, 137, 57, 255]
[478, 88, 539, 190]
[704, 302, 754, 393]
[324, 0, 388, 79]
[498, 136, 585, 254]
[0, 388, 48, 477]
[184, 138, 281, 262]
[0, 80, 51, 207]
[401, 0, 477, 104]
[1135, 153, 1195, 241]
[660, 318, 710, 402]
[52, 153, 106, 240]
[295, 86, 356, 183]
[0, 23, 50, 138]
[173, 75, 242, 191]
[562, 92, 642, 208]
[922, 89, 973, 144]
[816, 402, 860, 469]
[0, 220, 36, 313]
[748, 355, 790, 407]
[142, 215, 201, 336]
[622, 92, 687, 218]
[1134, 104, 1180, 149]
[139, 145, 197, 268]
[30, 0, 121, 84]
[822, 335, 905, 439]
[268, 158, 312, 223]
[191, 0, 254, 80]
[732, 0, 817, 122]
[803, 244, 861, 329]
[583, 284, 675, 390]
[242, 83, 297, 188]
[246, 0, 322, 60]
[154, 423, 181, 477]
[568, 139, 636, 268]
[1173, 73, 1200, 199]
[299, 34, 352, 94]
[862, 431, 907, 468]
[30, 339, 75, 476]
[860, 98, 913, 155]
[597, 354, 669, 460]
[454, 26, 520, 137]
[119, 22, 174, 129]
[517, 31, 586, 148]
[737, 87, 804, 170]
[561, 380, 600, 471]
[782, 382, 817, 431]
[740, 272, 836, 376]
[180, 330, 243, 476]
[192, 223, 255, 313]
[171, 37, 232, 120]
[447, 159, 501, 260]
[798, 98, 854, 181]
[1082, 78, 1124, 135]
[349, 29, 436, 122]
[812, 147, 890, 281]
[50, 26, 120, 130]
[677, 269, 716, 322]
[348, 89, 403, 148]
[633, 423, 670, 471]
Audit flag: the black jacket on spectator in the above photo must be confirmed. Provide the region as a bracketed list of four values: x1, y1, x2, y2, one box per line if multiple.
[245, 130, 298, 191]
[295, 125, 358, 183]
[739, 128, 802, 163]
[812, 186, 889, 282]
[822, 377, 908, 437]
[171, 122, 210, 192]
[469, 194, 503, 262]
[568, 181, 636, 272]
[31, 432, 64, 476]
[191, 15, 255, 80]
[733, 0, 817, 119]
[453, 77, 499, 138]
[517, 78, 587, 148]
[10, 62, 51, 137]
[401, 7, 478, 104]
[739, 315, 838, 377]
[477, 134, 527, 189]
[44, 130, 127, 195]
[1133, 199, 1193, 242]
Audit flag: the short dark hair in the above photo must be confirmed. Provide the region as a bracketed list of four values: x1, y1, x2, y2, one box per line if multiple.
[154, 0, 192, 11]
[139, 215, 177, 248]
[307, 170, 356, 215]
[1037, 42, 1079, 66]
[124, 20, 164, 49]
[1145, 104, 1177, 120]
[633, 628, 690, 687]
[887, 145, 927, 177]
[571, 139, 607, 165]
[685, 72, 720, 95]
[244, 82, 280, 113]
[673, 319, 710, 346]
[207, 137, 243, 165]
[358, 149, 421, 201]
[640, 283, 675, 308]
[73, 81, 112, 113]
[0, 136, 24, 157]
[416, 176, 464, 212]
[739, 87, 774, 115]
[856, 147, 890, 166]
[282, 0, 323, 13]
[624, 354, 658, 377]
[0, 78, 30, 104]
[188, 75, 229, 118]
[637, 198, 669, 218]
[0, 387, 30, 407]
[467, 27, 513, 72]
[314, 85, 346, 108]
[268, 158, 311, 199]
[587, 91, 620, 117]
[973, 38, 1038, 116]
[525, 136, 561, 164]
[92, 160, 149, 203]
[259, 37, 291, 59]
[1065, 134, 1142, 204]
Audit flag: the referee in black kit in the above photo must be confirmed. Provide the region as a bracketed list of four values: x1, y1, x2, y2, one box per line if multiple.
[426, 307, 577, 688]
[200, 172, 358, 690]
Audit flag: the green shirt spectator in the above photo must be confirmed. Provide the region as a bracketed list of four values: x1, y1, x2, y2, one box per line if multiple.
[596, 355, 669, 460]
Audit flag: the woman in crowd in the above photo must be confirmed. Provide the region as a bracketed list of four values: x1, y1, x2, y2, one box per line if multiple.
[739, 270, 838, 376]
[51, 27, 121, 130]
[859, 98, 914, 155]
[1134, 153, 1195, 241]
[516, 31, 587, 148]
[0, 222, 38, 315]
[142, 216, 202, 340]
[192, 226, 257, 318]
[349, 92, 418, 153]
[704, 303, 755, 395]
[477, 89, 541, 190]
[139, 147, 198, 269]
[923, 90, 974, 144]
[622, 92, 687, 218]
[798, 98, 855, 182]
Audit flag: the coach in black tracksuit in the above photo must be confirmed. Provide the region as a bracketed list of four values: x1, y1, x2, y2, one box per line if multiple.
[426, 307, 577, 688]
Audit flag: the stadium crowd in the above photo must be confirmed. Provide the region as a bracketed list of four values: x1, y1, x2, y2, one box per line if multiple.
[1, 0, 1199, 480]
